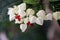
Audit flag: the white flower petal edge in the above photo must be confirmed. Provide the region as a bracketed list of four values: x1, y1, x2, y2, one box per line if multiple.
[45, 13, 52, 20]
[9, 15, 15, 21]
[18, 10, 26, 18]
[36, 10, 46, 19]
[35, 17, 44, 25]
[26, 8, 35, 16]
[20, 24, 27, 32]
[8, 8, 14, 15]
[18, 3, 26, 10]
[29, 16, 37, 23]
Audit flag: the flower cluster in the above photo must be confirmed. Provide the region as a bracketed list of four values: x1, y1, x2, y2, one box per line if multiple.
[8, 3, 53, 32]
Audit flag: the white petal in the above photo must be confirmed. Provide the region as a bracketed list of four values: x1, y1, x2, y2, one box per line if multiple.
[53, 12, 58, 20]
[18, 10, 26, 18]
[8, 8, 14, 15]
[53, 12, 60, 20]
[26, 8, 35, 16]
[15, 19, 23, 24]
[9, 15, 15, 21]
[24, 17, 29, 24]
[15, 19, 20, 24]
[29, 16, 36, 23]
[36, 17, 43, 25]
[18, 3, 26, 10]
[36, 10, 46, 19]
[45, 13, 52, 20]
[13, 6, 18, 14]
[20, 24, 27, 32]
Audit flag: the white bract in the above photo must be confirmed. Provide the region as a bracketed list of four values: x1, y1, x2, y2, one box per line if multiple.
[36, 10, 46, 19]
[17, 3, 26, 18]
[15, 19, 23, 24]
[15, 19, 20, 24]
[18, 3, 26, 11]
[45, 13, 52, 20]
[36, 17, 44, 25]
[53, 12, 58, 20]
[18, 10, 26, 18]
[13, 6, 19, 14]
[24, 17, 29, 24]
[53, 12, 60, 20]
[20, 24, 27, 32]
[9, 15, 15, 21]
[8, 8, 14, 15]
[8, 8, 15, 21]
[26, 8, 35, 16]
[29, 16, 37, 23]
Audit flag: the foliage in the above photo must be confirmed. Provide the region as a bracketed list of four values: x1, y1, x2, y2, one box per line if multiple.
[48, 0, 59, 2]
[23, 0, 40, 4]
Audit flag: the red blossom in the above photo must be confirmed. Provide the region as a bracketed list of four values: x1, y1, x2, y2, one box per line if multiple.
[27, 21, 33, 26]
[15, 14, 21, 21]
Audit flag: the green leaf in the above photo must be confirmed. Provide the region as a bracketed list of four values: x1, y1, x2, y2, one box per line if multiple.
[23, 0, 40, 4]
[48, 0, 59, 2]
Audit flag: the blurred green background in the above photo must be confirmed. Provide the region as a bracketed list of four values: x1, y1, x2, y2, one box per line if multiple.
[0, 0, 60, 40]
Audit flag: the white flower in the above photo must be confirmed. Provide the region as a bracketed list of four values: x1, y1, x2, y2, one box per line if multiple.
[24, 17, 29, 24]
[20, 24, 27, 32]
[35, 17, 44, 25]
[26, 8, 35, 16]
[29, 16, 37, 23]
[9, 15, 15, 21]
[18, 3, 26, 11]
[18, 10, 26, 18]
[45, 13, 52, 20]
[8, 7, 16, 21]
[8, 8, 14, 15]
[36, 10, 46, 19]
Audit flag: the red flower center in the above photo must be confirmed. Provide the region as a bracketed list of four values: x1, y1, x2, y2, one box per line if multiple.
[15, 14, 21, 21]
[27, 21, 33, 26]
